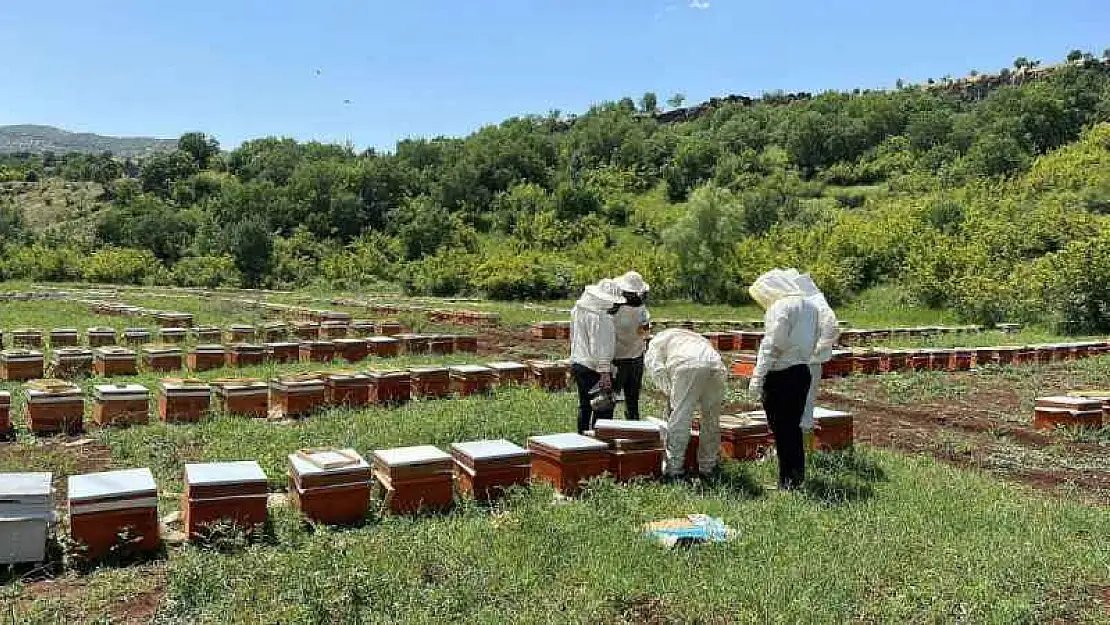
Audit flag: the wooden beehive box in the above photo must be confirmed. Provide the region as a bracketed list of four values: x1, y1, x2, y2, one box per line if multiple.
[226, 325, 257, 344]
[410, 367, 450, 399]
[269, 375, 326, 419]
[376, 321, 403, 337]
[372, 446, 455, 515]
[122, 328, 151, 346]
[948, 349, 973, 371]
[449, 365, 495, 397]
[487, 361, 530, 386]
[593, 419, 664, 482]
[527, 433, 609, 495]
[427, 335, 455, 356]
[192, 326, 224, 344]
[92, 384, 150, 428]
[155, 312, 192, 328]
[226, 343, 265, 368]
[450, 439, 530, 501]
[188, 345, 227, 372]
[260, 342, 296, 365]
[319, 321, 349, 339]
[1, 350, 45, 381]
[288, 449, 372, 525]
[529, 360, 570, 391]
[93, 347, 137, 377]
[453, 335, 478, 353]
[292, 322, 320, 340]
[730, 354, 757, 379]
[68, 468, 160, 561]
[325, 372, 371, 407]
[368, 336, 400, 358]
[143, 346, 183, 373]
[702, 332, 736, 352]
[397, 334, 430, 356]
[261, 322, 288, 342]
[366, 370, 411, 404]
[530, 322, 558, 340]
[813, 407, 853, 451]
[717, 413, 775, 460]
[158, 379, 212, 423]
[972, 348, 999, 368]
[183, 461, 268, 540]
[157, 327, 187, 344]
[11, 328, 43, 348]
[0, 471, 53, 564]
[86, 327, 117, 347]
[334, 338, 369, 363]
[1033, 396, 1104, 431]
[349, 320, 375, 338]
[0, 391, 10, 439]
[821, 351, 853, 378]
[49, 328, 79, 347]
[25, 380, 84, 435]
[50, 348, 94, 379]
[851, 351, 881, 376]
[211, 379, 268, 418]
[299, 341, 336, 364]
[736, 331, 763, 352]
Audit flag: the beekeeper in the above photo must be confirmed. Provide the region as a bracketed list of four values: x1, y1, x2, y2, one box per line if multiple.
[570, 280, 625, 434]
[611, 271, 651, 421]
[644, 328, 728, 478]
[782, 270, 840, 450]
[748, 269, 820, 490]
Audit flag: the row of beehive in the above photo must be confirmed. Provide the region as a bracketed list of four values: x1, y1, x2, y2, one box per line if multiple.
[0, 410, 856, 564]
[0, 334, 482, 381]
[332, 297, 502, 326]
[730, 342, 1110, 379]
[530, 320, 993, 343]
[86, 301, 194, 327]
[0, 361, 571, 437]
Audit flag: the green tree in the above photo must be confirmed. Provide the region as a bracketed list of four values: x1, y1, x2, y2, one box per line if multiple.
[140, 150, 199, 198]
[662, 184, 744, 302]
[178, 132, 220, 168]
[225, 217, 274, 287]
[1066, 49, 1084, 62]
[667, 93, 686, 108]
[640, 92, 659, 114]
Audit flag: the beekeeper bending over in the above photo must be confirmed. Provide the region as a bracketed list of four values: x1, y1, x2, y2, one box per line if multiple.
[784, 271, 840, 449]
[570, 280, 625, 434]
[748, 269, 820, 490]
[612, 271, 651, 420]
[644, 328, 728, 478]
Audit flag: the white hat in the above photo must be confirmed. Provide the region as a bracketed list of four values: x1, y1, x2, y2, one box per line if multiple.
[749, 268, 803, 310]
[584, 280, 626, 306]
[615, 271, 650, 294]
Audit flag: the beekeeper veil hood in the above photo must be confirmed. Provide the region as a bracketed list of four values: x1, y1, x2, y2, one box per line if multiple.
[749, 268, 804, 310]
[576, 280, 627, 312]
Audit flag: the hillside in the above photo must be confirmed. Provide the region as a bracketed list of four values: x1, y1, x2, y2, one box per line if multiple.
[0, 124, 175, 157]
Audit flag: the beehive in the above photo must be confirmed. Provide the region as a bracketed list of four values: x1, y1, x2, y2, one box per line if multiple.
[155, 312, 192, 328]
[529, 361, 570, 391]
[554, 322, 572, 340]
[1033, 396, 1104, 431]
[183, 461, 268, 540]
[702, 332, 737, 352]
[349, 320, 375, 338]
[50, 348, 94, 379]
[1034, 346, 1055, 366]
[269, 375, 326, 419]
[813, 407, 853, 451]
[376, 321, 403, 337]
[157, 327, 187, 344]
[319, 321, 349, 339]
[86, 327, 117, 347]
[192, 326, 224, 343]
[907, 351, 931, 371]
[368, 336, 400, 358]
[226, 325, 257, 343]
[879, 349, 908, 373]
[68, 468, 159, 560]
[972, 348, 999, 368]
[449, 365, 495, 397]
[530, 322, 558, 339]
[821, 351, 853, 378]
[296, 341, 333, 364]
[226, 343, 265, 368]
[49, 328, 79, 347]
[93, 347, 138, 377]
[716, 412, 775, 460]
[122, 328, 151, 346]
[92, 384, 150, 427]
[288, 448, 372, 525]
[593, 419, 664, 482]
[143, 346, 183, 373]
[397, 334, 430, 356]
[187, 345, 227, 372]
[260, 322, 288, 342]
[487, 361, 530, 386]
[0, 472, 54, 565]
[0, 391, 10, 439]
[851, 352, 881, 376]
[11, 328, 43, 348]
[211, 379, 268, 418]
[736, 331, 764, 352]
[325, 372, 371, 407]
[729, 354, 757, 378]
[292, 322, 320, 340]
[158, 379, 212, 423]
[948, 349, 973, 372]
[25, 380, 84, 435]
[527, 433, 610, 495]
[427, 335, 455, 355]
[451, 439, 530, 501]
[372, 446, 455, 515]
[1, 350, 45, 381]
[410, 367, 451, 399]
[334, 338, 369, 363]
[366, 370, 411, 404]
[453, 335, 479, 354]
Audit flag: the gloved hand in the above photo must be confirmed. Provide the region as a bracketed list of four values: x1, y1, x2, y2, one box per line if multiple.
[599, 372, 612, 391]
[747, 377, 763, 401]
[803, 429, 817, 452]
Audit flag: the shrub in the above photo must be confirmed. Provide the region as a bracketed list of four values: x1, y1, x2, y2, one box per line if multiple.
[171, 255, 242, 288]
[82, 247, 161, 284]
[0, 243, 85, 281]
[400, 249, 475, 296]
[473, 251, 576, 300]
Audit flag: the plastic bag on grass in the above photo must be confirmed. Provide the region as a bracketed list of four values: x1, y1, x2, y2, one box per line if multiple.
[642, 514, 734, 548]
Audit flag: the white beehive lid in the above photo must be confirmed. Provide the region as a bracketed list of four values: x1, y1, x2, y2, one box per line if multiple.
[1037, 396, 1101, 408]
[288, 449, 369, 476]
[450, 439, 527, 461]
[449, 365, 493, 375]
[487, 361, 526, 370]
[68, 468, 156, 503]
[0, 472, 52, 499]
[813, 407, 851, 419]
[97, 347, 136, 357]
[594, 419, 663, 433]
[373, 445, 451, 467]
[368, 336, 398, 343]
[527, 433, 608, 452]
[194, 344, 226, 352]
[94, 384, 149, 399]
[264, 342, 299, 348]
[185, 461, 266, 487]
[51, 328, 78, 334]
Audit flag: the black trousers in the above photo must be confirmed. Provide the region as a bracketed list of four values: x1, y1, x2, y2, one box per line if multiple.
[613, 356, 644, 420]
[762, 364, 812, 490]
[572, 363, 613, 434]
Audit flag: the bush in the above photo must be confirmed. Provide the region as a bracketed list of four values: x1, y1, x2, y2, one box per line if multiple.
[82, 247, 161, 284]
[171, 255, 242, 288]
[400, 249, 475, 296]
[473, 251, 576, 300]
[0, 243, 85, 281]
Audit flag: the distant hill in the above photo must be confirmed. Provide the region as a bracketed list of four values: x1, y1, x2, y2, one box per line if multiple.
[0, 124, 176, 157]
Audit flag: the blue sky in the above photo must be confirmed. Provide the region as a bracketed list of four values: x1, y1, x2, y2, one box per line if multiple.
[0, 0, 1106, 150]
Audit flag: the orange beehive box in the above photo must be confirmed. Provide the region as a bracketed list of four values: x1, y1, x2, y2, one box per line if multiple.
[372, 446, 455, 515]
[879, 350, 908, 373]
[851, 353, 881, 376]
[49, 328, 79, 347]
[122, 328, 151, 346]
[813, 407, 853, 451]
[906, 351, 931, 371]
[68, 468, 160, 561]
[155, 312, 193, 328]
[730, 354, 757, 378]
[269, 376, 326, 419]
[261, 341, 297, 364]
[211, 379, 269, 418]
[11, 328, 43, 348]
[25, 381, 85, 435]
[716, 413, 775, 460]
[0, 391, 10, 438]
[593, 419, 665, 482]
[368, 336, 400, 358]
[226, 344, 266, 368]
[702, 332, 736, 352]
[86, 327, 118, 347]
[143, 346, 183, 373]
[187, 345, 227, 372]
[554, 322, 572, 340]
[427, 335, 455, 355]
[261, 322, 288, 342]
[376, 321, 403, 337]
[397, 334, 430, 356]
[288, 448, 372, 525]
[487, 361, 530, 386]
[192, 326, 224, 344]
[292, 322, 320, 340]
[1, 350, 45, 381]
[972, 348, 999, 368]
[93, 347, 137, 377]
[529, 361, 570, 391]
[527, 433, 610, 495]
[50, 348, 94, 379]
[349, 320, 375, 338]
[948, 349, 973, 372]
[334, 338, 369, 363]
[158, 379, 212, 423]
[454, 335, 479, 354]
[1033, 396, 1104, 431]
[451, 439, 531, 501]
[325, 372, 371, 407]
[449, 365, 495, 397]
[157, 327, 187, 344]
[226, 325, 257, 343]
[736, 331, 763, 352]
[299, 341, 336, 364]
[821, 351, 853, 378]
[319, 321, 349, 339]
[366, 370, 411, 404]
[183, 461, 268, 540]
[410, 367, 450, 399]
[530, 322, 558, 339]
[92, 384, 150, 428]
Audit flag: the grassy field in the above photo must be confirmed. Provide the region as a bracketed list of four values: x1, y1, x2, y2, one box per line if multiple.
[2, 286, 1109, 623]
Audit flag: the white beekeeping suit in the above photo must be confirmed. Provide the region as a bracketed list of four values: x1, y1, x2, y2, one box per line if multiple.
[781, 270, 840, 431]
[747, 270, 819, 397]
[644, 328, 728, 476]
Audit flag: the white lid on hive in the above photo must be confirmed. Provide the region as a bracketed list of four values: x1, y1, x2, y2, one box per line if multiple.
[194, 344, 227, 353]
[96, 347, 136, 357]
[366, 369, 408, 379]
[813, 407, 851, 419]
[289, 449, 369, 476]
[449, 365, 493, 375]
[373, 445, 451, 467]
[450, 439, 528, 461]
[94, 384, 149, 399]
[527, 433, 608, 452]
[487, 361, 526, 370]
[1037, 396, 1103, 408]
[68, 468, 156, 503]
[593, 419, 663, 434]
[50, 328, 78, 334]
[0, 472, 52, 498]
[368, 336, 398, 343]
[185, 461, 266, 487]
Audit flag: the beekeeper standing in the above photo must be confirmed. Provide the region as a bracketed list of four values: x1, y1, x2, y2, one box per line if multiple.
[570, 280, 626, 434]
[612, 271, 651, 420]
[644, 328, 728, 478]
[748, 269, 820, 490]
[784, 270, 840, 450]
